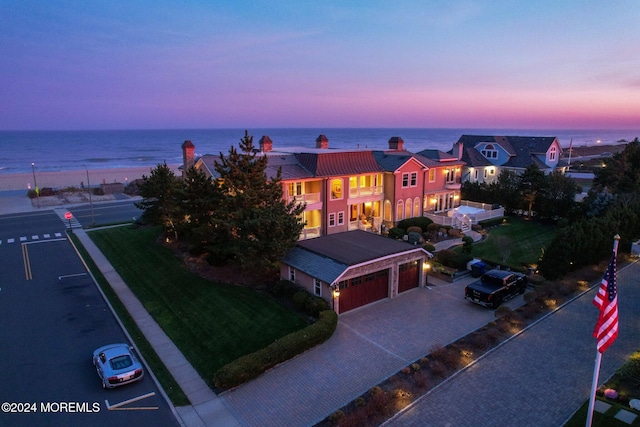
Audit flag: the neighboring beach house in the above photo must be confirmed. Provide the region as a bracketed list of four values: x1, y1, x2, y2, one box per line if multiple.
[450, 135, 568, 185]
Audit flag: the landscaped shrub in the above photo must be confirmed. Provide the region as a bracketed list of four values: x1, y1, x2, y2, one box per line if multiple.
[292, 290, 310, 311]
[212, 310, 338, 390]
[397, 217, 433, 231]
[270, 279, 298, 297]
[407, 231, 422, 245]
[406, 226, 422, 234]
[388, 227, 405, 239]
[305, 296, 330, 317]
[426, 223, 440, 233]
[462, 235, 473, 253]
[448, 228, 463, 238]
[423, 243, 436, 252]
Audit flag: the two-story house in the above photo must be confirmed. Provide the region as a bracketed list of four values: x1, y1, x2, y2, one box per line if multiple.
[451, 135, 567, 184]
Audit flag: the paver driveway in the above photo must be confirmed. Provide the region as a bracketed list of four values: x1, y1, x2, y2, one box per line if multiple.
[221, 276, 526, 427]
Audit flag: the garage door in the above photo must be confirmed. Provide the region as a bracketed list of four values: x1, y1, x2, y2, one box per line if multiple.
[337, 270, 389, 314]
[398, 260, 420, 293]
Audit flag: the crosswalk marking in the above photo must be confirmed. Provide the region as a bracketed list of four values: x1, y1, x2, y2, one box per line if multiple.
[1, 233, 66, 245]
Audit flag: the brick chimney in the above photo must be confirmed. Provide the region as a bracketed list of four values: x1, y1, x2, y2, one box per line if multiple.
[259, 135, 273, 152]
[182, 140, 195, 178]
[316, 134, 329, 149]
[388, 136, 404, 150]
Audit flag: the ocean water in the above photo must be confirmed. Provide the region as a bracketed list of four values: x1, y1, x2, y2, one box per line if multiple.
[0, 128, 637, 174]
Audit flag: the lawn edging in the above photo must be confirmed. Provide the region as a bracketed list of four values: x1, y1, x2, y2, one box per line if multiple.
[213, 309, 338, 390]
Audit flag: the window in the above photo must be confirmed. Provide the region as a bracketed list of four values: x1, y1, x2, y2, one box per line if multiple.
[288, 182, 302, 198]
[429, 169, 436, 182]
[446, 169, 456, 183]
[396, 200, 404, 221]
[405, 199, 412, 218]
[481, 144, 497, 159]
[403, 172, 417, 187]
[337, 211, 345, 225]
[549, 146, 557, 161]
[328, 213, 336, 227]
[474, 170, 478, 181]
[330, 178, 343, 200]
[289, 267, 296, 282]
[384, 200, 392, 221]
[413, 197, 420, 217]
[402, 173, 409, 188]
[314, 278, 322, 296]
[410, 172, 417, 186]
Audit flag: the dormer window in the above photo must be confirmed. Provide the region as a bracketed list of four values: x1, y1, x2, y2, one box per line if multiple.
[549, 146, 557, 161]
[481, 144, 498, 159]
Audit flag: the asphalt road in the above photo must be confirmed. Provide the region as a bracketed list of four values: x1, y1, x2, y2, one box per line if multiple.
[68, 200, 143, 228]
[0, 210, 178, 427]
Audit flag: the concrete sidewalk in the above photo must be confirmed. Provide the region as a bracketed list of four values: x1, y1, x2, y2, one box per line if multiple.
[74, 228, 241, 427]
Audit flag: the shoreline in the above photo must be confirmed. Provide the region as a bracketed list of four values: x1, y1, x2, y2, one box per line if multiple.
[0, 164, 181, 192]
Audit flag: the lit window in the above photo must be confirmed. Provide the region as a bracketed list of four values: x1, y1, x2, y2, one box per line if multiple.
[429, 169, 436, 182]
[330, 179, 343, 200]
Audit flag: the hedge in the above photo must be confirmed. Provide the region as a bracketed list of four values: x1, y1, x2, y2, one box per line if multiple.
[397, 217, 433, 232]
[212, 309, 339, 390]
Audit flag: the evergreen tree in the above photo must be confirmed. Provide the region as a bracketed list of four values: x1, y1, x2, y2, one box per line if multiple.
[210, 131, 306, 273]
[135, 162, 181, 238]
[179, 166, 220, 249]
[519, 164, 546, 217]
[493, 170, 521, 215]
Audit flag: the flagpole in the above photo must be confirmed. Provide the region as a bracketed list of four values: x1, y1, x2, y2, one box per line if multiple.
[568, 138, 573, 166]
[586, 234, 620, 427]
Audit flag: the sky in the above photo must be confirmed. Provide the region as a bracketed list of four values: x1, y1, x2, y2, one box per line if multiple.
[1, 1, 639, 131]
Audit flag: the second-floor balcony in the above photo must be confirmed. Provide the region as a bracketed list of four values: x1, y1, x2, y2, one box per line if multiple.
[287, 192, 321, 205]
[348, 185, 383, 199]
[444, 179, 461, 190]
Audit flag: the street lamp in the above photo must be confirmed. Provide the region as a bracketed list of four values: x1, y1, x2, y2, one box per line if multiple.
[31, 162, 39, 208]
[85, 165, 95, 227]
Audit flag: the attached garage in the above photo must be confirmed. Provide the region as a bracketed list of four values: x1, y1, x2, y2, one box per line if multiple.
[281, 231, 432, 314]
[337, 270, 389, 314]
[398, 260, 420, 293]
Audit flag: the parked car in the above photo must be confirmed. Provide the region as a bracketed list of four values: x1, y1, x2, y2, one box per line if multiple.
[92, 343, 144, 389]
[464, 269, 527, 309]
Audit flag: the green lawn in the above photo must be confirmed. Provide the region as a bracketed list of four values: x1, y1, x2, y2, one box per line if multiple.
[469, 217, 558, 270]
[88, 226, 308, 387]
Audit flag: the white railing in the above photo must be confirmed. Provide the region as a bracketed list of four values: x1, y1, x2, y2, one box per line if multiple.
[423, 201, 504, 227]
[288, 192, 321, 204]
[348, 216, 382, 233]
[299, 226, 321, 240]
[348, 186, 383, 198]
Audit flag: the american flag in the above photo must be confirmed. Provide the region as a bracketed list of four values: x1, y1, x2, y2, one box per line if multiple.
[593, 251, 618, 353]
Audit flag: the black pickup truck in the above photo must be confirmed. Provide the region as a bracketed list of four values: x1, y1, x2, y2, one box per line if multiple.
[464, 269, 527, 309]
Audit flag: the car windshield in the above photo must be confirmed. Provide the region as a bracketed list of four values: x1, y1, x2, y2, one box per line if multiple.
[109, 355, 133, 371]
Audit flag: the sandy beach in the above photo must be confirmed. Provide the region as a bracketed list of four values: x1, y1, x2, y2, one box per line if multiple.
[0, 164, 182, 192]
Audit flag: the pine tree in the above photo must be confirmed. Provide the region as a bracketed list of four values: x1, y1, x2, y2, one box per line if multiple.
[210, 131, 306, 273]
[135, 162, 181, 238]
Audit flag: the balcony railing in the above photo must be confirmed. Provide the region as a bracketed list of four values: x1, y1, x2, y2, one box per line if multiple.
[444, 178, 462, 190]
[299, 226, 321, 240]
[348, 216, 382, 233]
[287, 192, 321, 205]
[348, 185, 383, 198]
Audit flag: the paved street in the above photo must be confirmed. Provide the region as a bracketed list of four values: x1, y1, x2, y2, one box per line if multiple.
[384, 260, 640, 427]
